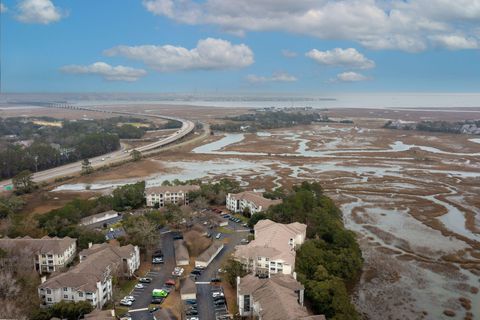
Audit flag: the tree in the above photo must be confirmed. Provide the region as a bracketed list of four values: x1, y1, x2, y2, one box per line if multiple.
[112, 181, 145, 211]
[164, 203, 186, 228]
[81, 159, 93, 175]
[223, 259, 248, 288]
[0, 196, 25, 219]
[191, 196, 208, 211]
[130, 149, 142, 161]
[12, 170, 36, 194]
[49, 300, 93, 320]
[123, 215, 159, 255]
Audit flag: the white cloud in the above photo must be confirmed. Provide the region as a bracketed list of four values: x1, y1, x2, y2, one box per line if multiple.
[142, 0, 480, 52]
[281, 49, 298, 58]
[61, 62, 147, 82]
[333, 72, 369, 83]
[16, 0, 65, 24]
[431, 34, 479, 50]
[246, 72, 298, 83]
[306, 48, 375, 69]
[0, 3, 7, 12]
[104, 38, 254, 72]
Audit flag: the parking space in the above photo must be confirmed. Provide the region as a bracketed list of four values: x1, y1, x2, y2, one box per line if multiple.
[128, 232, 175, 320]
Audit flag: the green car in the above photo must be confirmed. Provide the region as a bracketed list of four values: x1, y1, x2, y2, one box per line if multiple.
[152, 289, 168, 298]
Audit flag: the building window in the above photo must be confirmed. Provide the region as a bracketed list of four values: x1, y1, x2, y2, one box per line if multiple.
[79, 292, 83, 297]
[46, 289, 51, 294]
[63, 288, 68, 292]
[64, 295, 68, 299]
[47, 298, 52, 302]
[265, 258, 269, 261]
[244, 295, 250, 312]
[257, 257, 262, 261]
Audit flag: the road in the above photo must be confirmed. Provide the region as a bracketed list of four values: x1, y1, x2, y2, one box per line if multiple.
[0, 105, 196, 191]
[195, 219, 249, 320]
[129, 231, 175, 320]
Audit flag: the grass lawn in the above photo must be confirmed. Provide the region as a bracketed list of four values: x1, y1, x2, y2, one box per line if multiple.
[118, 279, 137, 298]
[232, 213, 249, 223]
[216, 226, 234, 234]
[115, 306, 129, 316]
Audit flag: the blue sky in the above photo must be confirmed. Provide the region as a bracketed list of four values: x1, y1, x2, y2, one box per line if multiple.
[2, 0, 480, 93]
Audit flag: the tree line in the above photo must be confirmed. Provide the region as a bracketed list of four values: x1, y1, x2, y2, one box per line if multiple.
[249, 182, 363, 320]
[211, 110, 331, 132]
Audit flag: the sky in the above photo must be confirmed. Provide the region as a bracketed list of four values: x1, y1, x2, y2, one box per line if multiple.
[1, 0, 480, 93]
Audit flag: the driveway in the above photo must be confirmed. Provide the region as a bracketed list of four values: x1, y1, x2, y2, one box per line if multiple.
[195, 220, 249, 320]
[129, 231, 175, 320]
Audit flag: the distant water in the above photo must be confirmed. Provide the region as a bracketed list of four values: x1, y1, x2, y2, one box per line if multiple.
[1, 92, 480, 109]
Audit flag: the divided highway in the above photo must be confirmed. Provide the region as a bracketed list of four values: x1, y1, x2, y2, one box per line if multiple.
[0, 104, 196, 190]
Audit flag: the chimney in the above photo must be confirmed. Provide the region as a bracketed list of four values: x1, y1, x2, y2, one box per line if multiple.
[88, 242, 93, 248]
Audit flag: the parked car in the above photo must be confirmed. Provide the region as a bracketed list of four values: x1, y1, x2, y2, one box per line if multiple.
[191, 269, 202, 276]
[152, 257, 164, 264]
[211, 277, 222, 283]
[135, 283, 145, 289]
[172, 233, 183, 240]
[215, 233, 221, 239]
[139, 277, 152, 283]
[172, 267, 184, 276]
[123, 295, 135, 302]
[165, 279, 176, 286]
[151, 297, 164, 304]
[240, 239, 249, 244]
[120, 299, 133, 306]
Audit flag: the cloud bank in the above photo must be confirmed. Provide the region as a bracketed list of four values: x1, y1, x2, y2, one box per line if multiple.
[142, 0, 480, 52]
[104, 38, 254, 72]
[61, 62, 147, 81]
[16, 0, 65, 24]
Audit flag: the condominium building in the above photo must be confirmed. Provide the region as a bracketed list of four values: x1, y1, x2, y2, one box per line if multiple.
[0, 236, 76, 274]
[38, 243, 139, 309]
[237, 274, 325, 320]
[234, 219, 306, 277]
[226, 191, 282, 215]
[145, 185, 200, 207]
[79, 243, 140, 277]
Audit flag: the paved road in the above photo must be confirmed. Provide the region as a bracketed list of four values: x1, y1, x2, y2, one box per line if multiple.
[129, 231, 175, 320]
[0, 105, 196, 190]
[195, 220, 249, 320]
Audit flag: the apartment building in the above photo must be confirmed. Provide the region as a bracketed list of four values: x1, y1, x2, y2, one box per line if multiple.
[226, 191, 282, 215]
[79, 243, 140, 277]
[0, 236, 76, 274]
[234, 219, 306, 277]
[38, 244, 139, 309]
[145, 185, 200, 207]
[237, 274, 325, 320]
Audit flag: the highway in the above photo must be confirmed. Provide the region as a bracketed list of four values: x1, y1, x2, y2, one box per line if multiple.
[0, 104, 196, 190]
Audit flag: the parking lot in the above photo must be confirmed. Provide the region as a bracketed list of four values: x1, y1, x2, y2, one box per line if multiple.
[123, 210, 250, 320]
[127, 231, 175, 320]
[192, 214, 249, 320]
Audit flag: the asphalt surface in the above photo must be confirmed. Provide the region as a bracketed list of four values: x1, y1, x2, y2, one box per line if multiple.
[124, 217, 249, 320]
[195, 218, 249, 320]
[129, 231, 175, 320]
[0, 105, 196, 190]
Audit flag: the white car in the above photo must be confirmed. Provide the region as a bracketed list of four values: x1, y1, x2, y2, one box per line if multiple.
[120, 299, 133, 306]
[172, 267, 184, 276]
[124, 295, 135, 302]
[135, 283, 145, 289]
